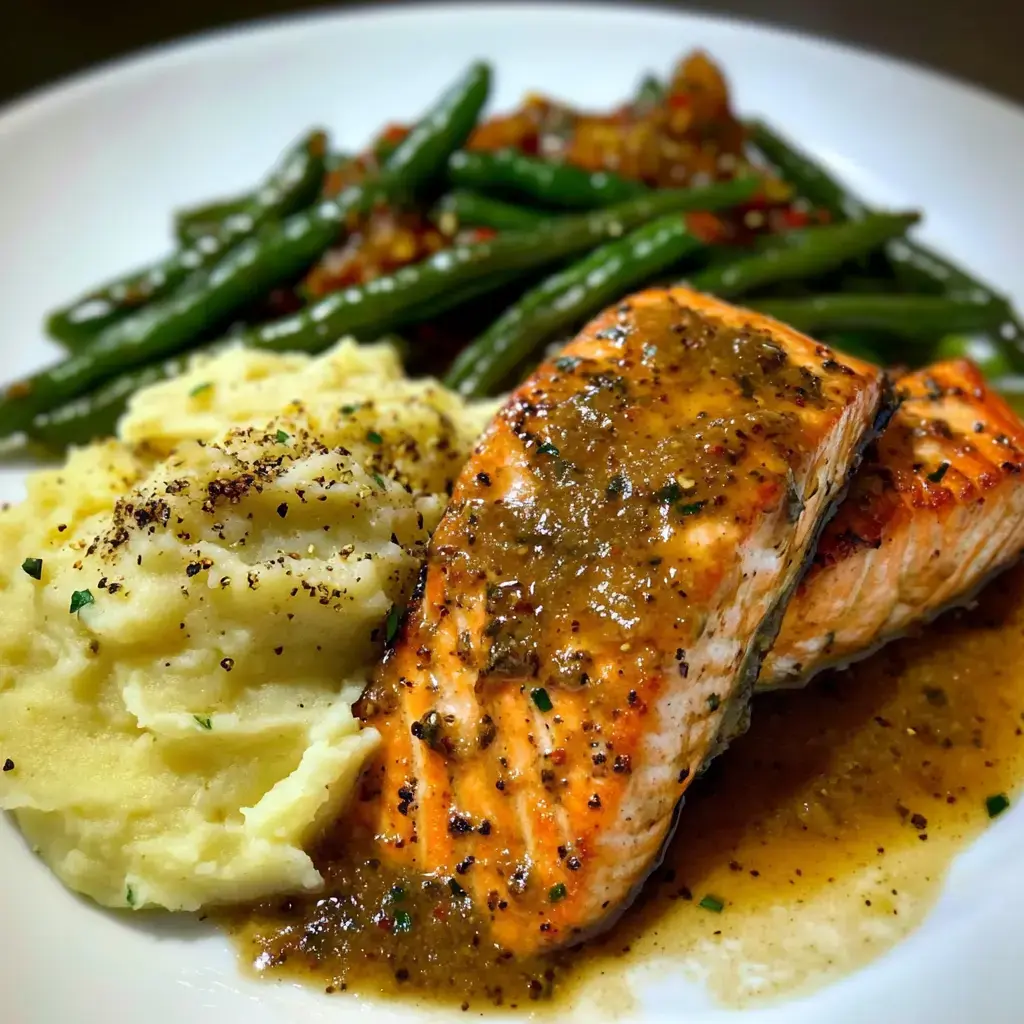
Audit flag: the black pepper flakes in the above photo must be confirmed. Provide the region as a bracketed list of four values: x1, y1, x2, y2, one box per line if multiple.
[220, 657, 235, 672]
[448, 813, 474, 836]
[277, 502, 289, 518]
[2, 758, 14, 772]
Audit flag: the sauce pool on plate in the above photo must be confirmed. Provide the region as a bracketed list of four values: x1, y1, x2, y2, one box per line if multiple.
[220, 561, 1024, 1011]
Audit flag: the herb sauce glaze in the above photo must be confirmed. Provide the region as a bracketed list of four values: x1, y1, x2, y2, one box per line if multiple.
[222, 561, 1024, 1011]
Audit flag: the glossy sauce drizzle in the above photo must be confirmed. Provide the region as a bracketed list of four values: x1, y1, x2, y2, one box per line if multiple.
[222, 563, 1024, 1012]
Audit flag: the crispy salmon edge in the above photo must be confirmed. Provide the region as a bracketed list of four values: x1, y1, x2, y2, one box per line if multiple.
[758, 362, 1024, 692]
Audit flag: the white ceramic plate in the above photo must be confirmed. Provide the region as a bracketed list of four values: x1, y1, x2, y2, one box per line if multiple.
[2, 5, 1023, 1021]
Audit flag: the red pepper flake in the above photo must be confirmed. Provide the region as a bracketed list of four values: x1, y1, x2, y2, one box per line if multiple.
[783, 208, 810, 229]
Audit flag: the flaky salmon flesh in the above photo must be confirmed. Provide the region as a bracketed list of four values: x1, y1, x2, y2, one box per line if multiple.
[762, 359, 1024, 687]
[354, 287, 889, 955]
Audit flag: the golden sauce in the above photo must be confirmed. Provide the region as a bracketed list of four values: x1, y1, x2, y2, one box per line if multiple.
[349, 294, 883, 959]
[223, 561, 1024, 1010]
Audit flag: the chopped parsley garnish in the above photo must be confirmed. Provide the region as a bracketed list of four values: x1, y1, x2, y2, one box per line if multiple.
[193, 715, 212, 730]
[707, 693, 720, 712]
[986, 793, 1010, 818]
[698, 894, 724, 913]
[555, 356, 580, 372]
[531, 687, 553, 713]
[393, 909, 413, 933]
[448, 878, 466, 897]
[549, 882, 567, 903]
[385, 605, 401, 644]
[373, 473, 387, 490]
[389, 884, 406, 903]
[366, 430, 383, 445]
[69, 589, 94, 614]
[657, 482, 682, 504]
[927, 461, 950, 484]
[21, 557, 42, 580]
[188, 381, 212, 398]
[125, 884, 136, 907]
[606, 474, 628, 499]
[679, 501, 707, 517]
[275, 429, 290, 444]
[536, 441, 560, 457]
[340, 403, 360, 414]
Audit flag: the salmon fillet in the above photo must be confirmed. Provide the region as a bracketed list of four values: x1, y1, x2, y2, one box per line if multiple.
[763, 359, 1024, 687]
[355, 287, 888, 955]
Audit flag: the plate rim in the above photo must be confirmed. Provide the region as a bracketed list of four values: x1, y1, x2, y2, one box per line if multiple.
[2, 0, 1023, 141]
[2, 5, 1024, 1023]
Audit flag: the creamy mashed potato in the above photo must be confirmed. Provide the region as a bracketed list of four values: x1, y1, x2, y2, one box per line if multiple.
[0, 341, 491, 911]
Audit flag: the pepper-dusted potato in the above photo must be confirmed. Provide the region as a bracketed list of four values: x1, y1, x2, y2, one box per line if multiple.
[0, 341, 491, 911]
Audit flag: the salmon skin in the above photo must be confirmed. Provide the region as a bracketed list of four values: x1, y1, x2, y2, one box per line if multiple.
[763, 359, 1024, 688]
[356, 287, 889, 955]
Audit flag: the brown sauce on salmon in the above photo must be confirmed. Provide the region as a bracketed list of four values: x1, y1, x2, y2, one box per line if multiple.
[221, 560, 1024, 1011]
[349, 290, 884, 956]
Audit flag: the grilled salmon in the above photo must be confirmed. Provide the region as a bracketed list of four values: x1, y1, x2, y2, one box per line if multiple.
[355, 287, 889, 955]
[762, 359, 1024, 687]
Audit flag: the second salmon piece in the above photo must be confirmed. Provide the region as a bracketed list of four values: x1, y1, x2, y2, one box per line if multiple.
[356, 287, 889, 955]
[763, 359, 1024, 687]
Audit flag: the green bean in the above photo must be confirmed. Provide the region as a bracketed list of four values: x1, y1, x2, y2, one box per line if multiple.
[384, 62, 492, 200]
[174, 150, 354, 244]
[174, 195, 252, 244]
[447, 148, 647, 209]
[48, 129, 329, 347]
[746, 119, 862, 221]
[633, 75, 665, 114]
[45, 61, 491, 357]
[236, 179, 758, 359]
[28, 271, 530, 450]
[750, 295, 1009, 339]
[445, 213, 706, 396]
[28, 181, 758, 449]
[28, 353, 194, 449]
[3, 179, 755, 440]
[29, 270, 532, 450]
[3, 64, 495, 439]
[373, 133, 403, 166]
[688, 212, 919, 298]
[433, 191, 548, 231]
[748, 118, 1024, 348]
[935, 334, 1015, 378]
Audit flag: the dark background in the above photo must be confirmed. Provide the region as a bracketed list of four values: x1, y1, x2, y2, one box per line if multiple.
[3, 0, 1024, 108]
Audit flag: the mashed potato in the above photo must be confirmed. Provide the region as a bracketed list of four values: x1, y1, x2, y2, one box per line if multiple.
[0, 341, 491, 911]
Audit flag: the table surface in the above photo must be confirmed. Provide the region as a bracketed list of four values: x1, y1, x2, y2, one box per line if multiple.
[3, 0, 1024, 109]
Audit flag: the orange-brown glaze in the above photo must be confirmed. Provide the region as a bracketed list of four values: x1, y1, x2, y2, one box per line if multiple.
[354, 287, 887, 955]
[225, 563, 1024, 1012]
[764, 359, 1024, 687]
